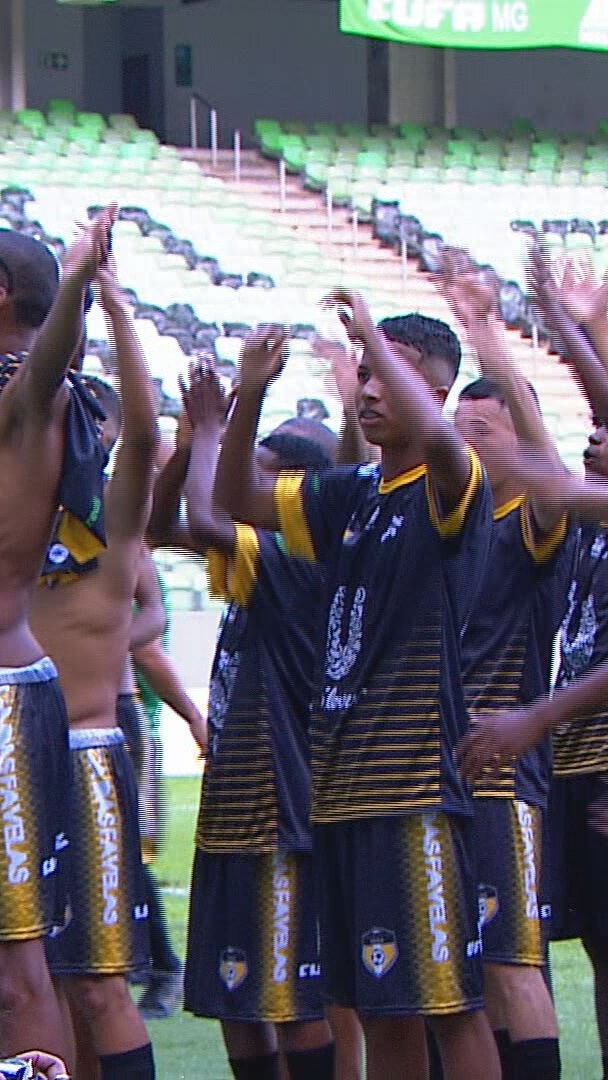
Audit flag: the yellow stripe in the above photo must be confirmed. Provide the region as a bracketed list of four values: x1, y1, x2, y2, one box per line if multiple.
[274, 472, 316, 560]
[207, 524, 260, 607]
[378, 462, 427, 494]
[57, 509, 105, 564]
[260, 853, 299, 1020]
[520, 501, 569, 565]
[512, 801, 543, 964]
[493, 495, 525, 521]
[426, 448, 483, 540]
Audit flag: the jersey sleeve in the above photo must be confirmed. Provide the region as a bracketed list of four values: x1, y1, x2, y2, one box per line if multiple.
[425, 447, 485, 540]
[207, 524, 261, 608]
[274, 466, 357, 565]
[520, 499, 570, 565]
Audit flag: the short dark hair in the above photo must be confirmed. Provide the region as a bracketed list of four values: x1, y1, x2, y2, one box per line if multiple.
[260, 417, 338, 471]
[0, 229, 60, 328]
[80, 374, 122, 430]
[378, 313, 462, 386]
[459, 375, 540, 411]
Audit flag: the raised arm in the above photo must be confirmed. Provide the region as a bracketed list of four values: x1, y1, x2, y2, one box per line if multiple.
[530, 249, 608, 422]
[213, 326, 288, 527]
[326, 288, 471, 510]
[458, 660, 608, 782]
[147, 411, 196, 551]
[101, 259, 160, 541]
[558, 258, 608, 377]
[313, 333, 377, 465]
[130, 545, 167, 649]
[182, 362, 236, 556]
[20, 205, 116, 414]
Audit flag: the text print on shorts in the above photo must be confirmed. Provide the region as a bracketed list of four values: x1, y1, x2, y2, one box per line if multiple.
[0, 693, 29, 887]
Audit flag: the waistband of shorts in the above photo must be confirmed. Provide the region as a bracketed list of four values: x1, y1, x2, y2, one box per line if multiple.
[0, 656, 58, 685]
[69, 727, 125, 750]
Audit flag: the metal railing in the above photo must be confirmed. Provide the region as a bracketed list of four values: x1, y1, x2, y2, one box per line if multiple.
[189, 91, 218, 167]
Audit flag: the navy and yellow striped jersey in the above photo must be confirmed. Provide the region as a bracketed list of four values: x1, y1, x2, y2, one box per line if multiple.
[462, 497, 575, 807]
[274, 451, 493, 823]
[196, 526, 320, 855]
[554, 524, 608, 776]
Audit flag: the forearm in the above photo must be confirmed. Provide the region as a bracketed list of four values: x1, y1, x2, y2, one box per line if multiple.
[585, 315, 608, 379]
[213, 382, 270, 523]
[469, 316, 555, 452]
[107, 302, 158, 448]
[134, 644, 200, 725]
[24, 276, 85, 400]
[544, 301, 608, 420]
[185, 426, 235, 554]
[337, 404, 373, 465]
[148, 448, 190, 544]
[546, 662, 608, 727]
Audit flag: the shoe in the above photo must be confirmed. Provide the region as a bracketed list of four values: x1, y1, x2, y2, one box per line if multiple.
[138, 964, 184, 1020]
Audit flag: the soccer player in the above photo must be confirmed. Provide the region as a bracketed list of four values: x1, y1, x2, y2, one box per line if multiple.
[0, 215, 111, 1062]
[213, 298, 500, 1080]
[30, 253, 159, 1080]
[150, 354, 338, 1080]
[459, 253, 608, 1080]
[444, 260, 575, 1080]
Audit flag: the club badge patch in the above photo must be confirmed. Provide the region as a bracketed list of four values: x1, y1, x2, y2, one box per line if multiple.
[361, 927, 399, 978]
[219, 947, 248, 991]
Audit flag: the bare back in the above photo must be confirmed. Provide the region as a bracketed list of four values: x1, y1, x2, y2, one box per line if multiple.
[0, 373, 69, 666]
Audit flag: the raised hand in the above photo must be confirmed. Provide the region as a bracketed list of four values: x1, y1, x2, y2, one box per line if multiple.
[322, 288, 375, 345]
[557, 257, 608, 328]
[238, 325, 289, 390]
[63, 203, 117, 287]
[438, 247, 498, 330]
[180, 360, 227, 432]
[526, 242, 560, 313]
[94, 252, 125, 314]
[312, 333, 359, 409]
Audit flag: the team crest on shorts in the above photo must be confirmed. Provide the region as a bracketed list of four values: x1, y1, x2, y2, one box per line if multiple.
[478, 884, 499, 927]
[361, 927, 399, 978]
[219, 947, 248, 991]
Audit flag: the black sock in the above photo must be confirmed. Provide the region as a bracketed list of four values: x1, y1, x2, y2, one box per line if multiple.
[511, 1037, 561, 1080]
[285, 1042, 335, 1080]
[142, 863, 182, 973]
[494, 1028, 513, 1078]
[228, 1052, 282, 1080]
[100, 1043, 155, 1080]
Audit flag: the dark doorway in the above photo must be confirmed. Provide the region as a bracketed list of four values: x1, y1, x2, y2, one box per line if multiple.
[120, 7, 165, 140]
[122, 54, 151, 130]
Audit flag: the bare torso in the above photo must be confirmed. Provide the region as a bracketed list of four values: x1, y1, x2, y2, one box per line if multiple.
[0, 375, 68, 666]
[31, 535, 142, 729]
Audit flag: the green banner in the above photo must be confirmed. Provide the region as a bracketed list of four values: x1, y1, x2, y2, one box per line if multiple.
[340, 1, 608, 50]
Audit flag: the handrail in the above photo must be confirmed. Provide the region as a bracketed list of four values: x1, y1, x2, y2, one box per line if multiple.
[189, 92, 218, 166]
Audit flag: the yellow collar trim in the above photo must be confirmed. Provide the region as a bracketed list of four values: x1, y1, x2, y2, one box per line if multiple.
[379, 463, 427, 494]
[493, 494, 525, 521]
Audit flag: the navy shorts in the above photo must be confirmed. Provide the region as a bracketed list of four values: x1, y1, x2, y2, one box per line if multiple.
[314, 813, 484, 1017]
[474, 798, 546, 966]
[0, 658, 70, 941]
[548, 772, 608, 951]
[46, 727, 150, 977]
[184, 848, 324, 1023]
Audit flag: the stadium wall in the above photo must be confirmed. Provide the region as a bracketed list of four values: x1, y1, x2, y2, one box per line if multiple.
[10, 0, 368, 146]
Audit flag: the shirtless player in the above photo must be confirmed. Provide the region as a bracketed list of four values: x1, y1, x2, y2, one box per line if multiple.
[31, 252, 159, 1080]
[0, 214, 112, 1062]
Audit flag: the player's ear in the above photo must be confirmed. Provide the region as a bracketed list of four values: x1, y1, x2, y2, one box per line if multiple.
[433, 385, 449, 406]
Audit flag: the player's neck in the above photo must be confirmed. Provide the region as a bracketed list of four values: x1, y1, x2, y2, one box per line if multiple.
[491, 477, 522, 512]
[0, 324, 35, 356]
[380, 445, 425, 483]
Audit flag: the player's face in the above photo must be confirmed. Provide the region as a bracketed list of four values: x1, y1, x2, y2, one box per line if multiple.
[356, 338, 439, 448]
[584, 422, 608, 479]
[454, 396, 517, 491]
